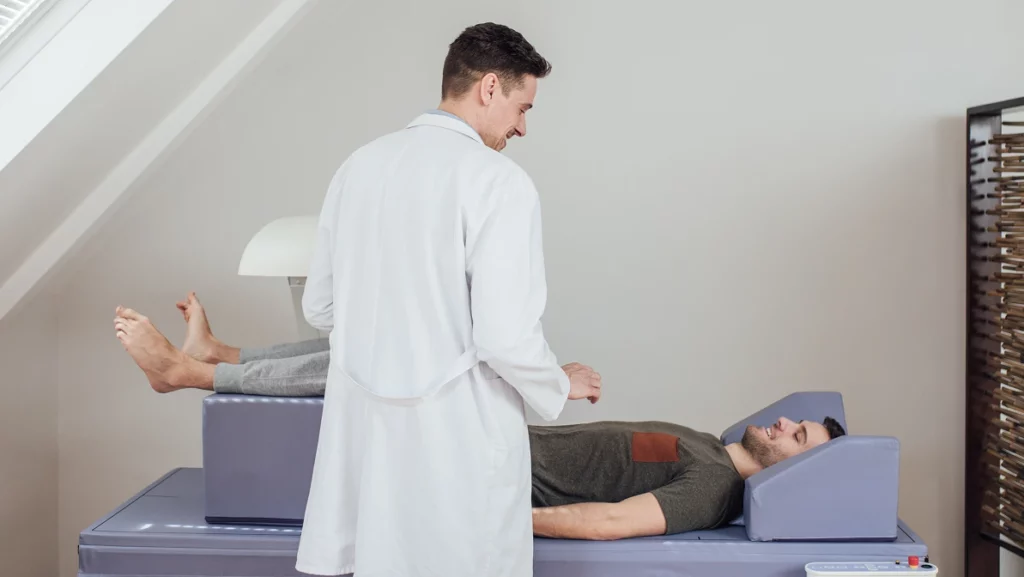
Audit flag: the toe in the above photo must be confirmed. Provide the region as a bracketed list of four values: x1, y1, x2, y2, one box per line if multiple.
[126, 309, 150, 325]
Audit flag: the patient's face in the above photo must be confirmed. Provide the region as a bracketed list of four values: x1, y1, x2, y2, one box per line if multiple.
[741, 417, 830, 468]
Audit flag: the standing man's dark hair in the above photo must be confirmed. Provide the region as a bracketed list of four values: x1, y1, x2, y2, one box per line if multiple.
[441, 23, 552, 100]
[434, 23, 551, 152]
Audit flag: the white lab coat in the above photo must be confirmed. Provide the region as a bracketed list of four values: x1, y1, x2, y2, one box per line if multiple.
[294, 112, 571, 577]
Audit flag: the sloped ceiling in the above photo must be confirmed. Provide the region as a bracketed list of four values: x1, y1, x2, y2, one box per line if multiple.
[0, 0, 315, 320]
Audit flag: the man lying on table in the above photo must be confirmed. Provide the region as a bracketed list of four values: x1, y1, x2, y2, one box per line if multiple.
[113, 292, 847, 541]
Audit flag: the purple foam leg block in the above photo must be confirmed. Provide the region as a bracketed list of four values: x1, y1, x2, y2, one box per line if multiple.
[202, 394, 323, 524]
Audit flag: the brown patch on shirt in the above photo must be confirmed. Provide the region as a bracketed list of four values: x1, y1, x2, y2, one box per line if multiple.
[631, 432, 680, 462]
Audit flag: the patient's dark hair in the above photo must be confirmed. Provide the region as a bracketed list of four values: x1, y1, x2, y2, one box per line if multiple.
[823, 416, 846, 440]
[441, 23, 552, 99]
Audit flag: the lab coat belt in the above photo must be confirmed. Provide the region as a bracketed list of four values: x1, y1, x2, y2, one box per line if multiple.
[337, 348, 481, 404]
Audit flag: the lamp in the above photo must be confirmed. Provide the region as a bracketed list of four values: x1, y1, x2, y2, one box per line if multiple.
[238, 215, 322, 340]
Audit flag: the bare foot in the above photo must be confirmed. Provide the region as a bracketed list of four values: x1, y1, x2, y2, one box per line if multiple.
[115, 306, 199, 393]
[177, 292, 238, 364]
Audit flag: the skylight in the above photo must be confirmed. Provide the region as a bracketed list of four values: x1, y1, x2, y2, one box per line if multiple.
[0, 0, 50, 48]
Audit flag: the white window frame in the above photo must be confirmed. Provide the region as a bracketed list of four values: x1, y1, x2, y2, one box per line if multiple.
[0, 0, 56, 49]
[0, 0, 91, 91]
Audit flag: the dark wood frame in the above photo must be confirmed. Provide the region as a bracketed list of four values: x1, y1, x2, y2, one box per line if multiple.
[966, 96, 1024, 577]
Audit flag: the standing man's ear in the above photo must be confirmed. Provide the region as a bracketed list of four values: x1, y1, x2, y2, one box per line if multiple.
[479, 73, 498, 103]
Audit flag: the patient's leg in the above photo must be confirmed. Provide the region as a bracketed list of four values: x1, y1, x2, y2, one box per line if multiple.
[115, 301, 327, 396]
[115, 306, 215, 393]
[214, 350, 328, 397]
[178, 291, 329, 364]
[178, 292, 239, 364]
[238, 339, 331, 362]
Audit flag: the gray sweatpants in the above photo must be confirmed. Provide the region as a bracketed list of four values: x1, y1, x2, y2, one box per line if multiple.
[213, 338, 330, 396]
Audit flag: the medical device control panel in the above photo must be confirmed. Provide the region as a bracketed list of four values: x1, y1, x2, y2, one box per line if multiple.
[806, 558, 937, 576]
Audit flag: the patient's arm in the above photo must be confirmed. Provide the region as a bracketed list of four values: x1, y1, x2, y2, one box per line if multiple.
[532, 465, 743, 540]
[531, 493, 667, 540]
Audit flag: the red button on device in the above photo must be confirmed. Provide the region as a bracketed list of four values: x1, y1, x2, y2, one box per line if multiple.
[908, 556, 919, 568]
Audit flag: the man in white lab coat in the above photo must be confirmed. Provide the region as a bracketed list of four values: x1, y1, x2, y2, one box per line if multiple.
[294, 22, 603, 577]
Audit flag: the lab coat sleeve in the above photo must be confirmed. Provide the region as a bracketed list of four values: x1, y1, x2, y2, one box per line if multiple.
[302, 169, 342, 332]
[467, 176, 571, 422]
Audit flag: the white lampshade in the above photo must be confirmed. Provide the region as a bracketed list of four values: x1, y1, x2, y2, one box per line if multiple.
[238, 216, 318, 277]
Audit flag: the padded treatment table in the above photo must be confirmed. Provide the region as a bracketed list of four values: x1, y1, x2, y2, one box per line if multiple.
[79, 468, 929, 577]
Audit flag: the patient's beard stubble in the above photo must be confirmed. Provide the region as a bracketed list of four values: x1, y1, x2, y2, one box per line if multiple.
[740, 427, 785, 469]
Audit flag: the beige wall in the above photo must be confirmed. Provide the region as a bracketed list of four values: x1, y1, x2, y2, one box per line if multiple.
[0, 292, 58, 576]
[51, 0, 1024, 575]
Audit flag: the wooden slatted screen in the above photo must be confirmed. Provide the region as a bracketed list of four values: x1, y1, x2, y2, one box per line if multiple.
[969, 107, 1024, 566]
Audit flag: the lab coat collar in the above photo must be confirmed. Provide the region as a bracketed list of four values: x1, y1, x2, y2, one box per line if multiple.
[407, 111, 484, 145]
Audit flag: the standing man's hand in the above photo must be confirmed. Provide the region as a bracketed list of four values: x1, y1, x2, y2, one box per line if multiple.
[563, 362, 602, 404]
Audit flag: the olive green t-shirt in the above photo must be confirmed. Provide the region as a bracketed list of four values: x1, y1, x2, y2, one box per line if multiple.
[528, 421, 744, 535]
